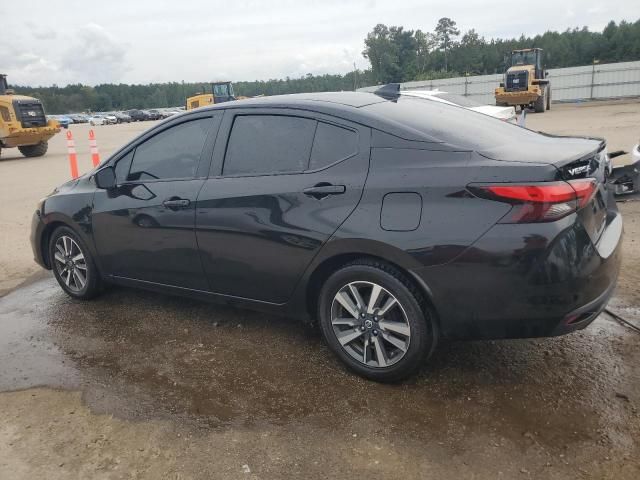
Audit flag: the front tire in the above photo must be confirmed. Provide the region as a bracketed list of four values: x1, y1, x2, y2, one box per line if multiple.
[18, 141, 48, 157]
[318, 259, 437, 382]
[534, 87, 546, 113]
[49, 226, 102, 300]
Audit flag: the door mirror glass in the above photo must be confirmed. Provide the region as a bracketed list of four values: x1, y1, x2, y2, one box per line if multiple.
[95, 166, 116, 189]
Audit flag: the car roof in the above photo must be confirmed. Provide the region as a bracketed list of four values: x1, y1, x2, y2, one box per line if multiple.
[192, 91, 445, 141]
[203, 91, 387, 110]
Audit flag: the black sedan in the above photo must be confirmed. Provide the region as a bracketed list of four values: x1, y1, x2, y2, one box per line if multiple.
[146, 109, 162, 120]
[126, 109, 149, 122]
[30, 89, 622, 382]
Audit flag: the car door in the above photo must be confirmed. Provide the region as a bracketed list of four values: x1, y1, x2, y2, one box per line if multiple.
[91, 113, 220, 290]
[195, 108, 370, 303]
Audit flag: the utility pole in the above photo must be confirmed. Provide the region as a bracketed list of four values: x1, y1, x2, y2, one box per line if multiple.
[590, 58, 599, 100]
[353, 62, 358, 91]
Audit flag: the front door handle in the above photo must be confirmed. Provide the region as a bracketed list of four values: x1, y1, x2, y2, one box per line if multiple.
[162, 198, 191, 209]
[303, 183, 346, 199]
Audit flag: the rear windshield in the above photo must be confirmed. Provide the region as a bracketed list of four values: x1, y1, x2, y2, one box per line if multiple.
[362, 96, 540, 149]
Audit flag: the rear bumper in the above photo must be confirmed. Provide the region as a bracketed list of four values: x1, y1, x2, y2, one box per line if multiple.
[415, 209, 623, 340]
[549, 279, 615, 336]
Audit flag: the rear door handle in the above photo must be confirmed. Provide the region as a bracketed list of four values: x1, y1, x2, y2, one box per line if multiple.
[303, 184, 346, 199]
[162, 198, 191, 209]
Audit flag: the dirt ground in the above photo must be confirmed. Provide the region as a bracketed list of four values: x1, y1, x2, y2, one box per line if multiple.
[0, 100, 639, 479]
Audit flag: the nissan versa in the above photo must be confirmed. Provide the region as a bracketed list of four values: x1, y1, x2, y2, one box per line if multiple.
[30, 88, 622, 382]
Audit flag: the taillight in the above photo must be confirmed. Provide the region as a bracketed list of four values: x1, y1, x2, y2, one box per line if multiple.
[568, 178, 598, 208]
[468, 179, 597, 223]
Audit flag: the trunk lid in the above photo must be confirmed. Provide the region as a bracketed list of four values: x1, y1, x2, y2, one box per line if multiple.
[481, 134, 611, 244]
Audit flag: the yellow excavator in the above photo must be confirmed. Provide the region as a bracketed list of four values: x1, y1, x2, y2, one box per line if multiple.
[186, 81, 236, 110]
[0, 73, 60, 158]
[495, 48, 551, 113]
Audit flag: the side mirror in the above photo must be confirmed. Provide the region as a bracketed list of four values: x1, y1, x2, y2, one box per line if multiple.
[545, 71, 549, 77]
[94, 166, 116, 189]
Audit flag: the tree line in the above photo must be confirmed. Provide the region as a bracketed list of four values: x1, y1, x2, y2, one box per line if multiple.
[363, 18, 640, 83]
[11, 18, 639, 114]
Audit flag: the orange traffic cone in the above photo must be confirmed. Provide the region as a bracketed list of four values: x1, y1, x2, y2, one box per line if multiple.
[66, 130, 79, 179]
[89, 129, 100, 167]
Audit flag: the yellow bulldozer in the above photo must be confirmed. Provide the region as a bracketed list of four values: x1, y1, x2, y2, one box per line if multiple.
[495, 48, 551, 113]
[0, 74, 60, 158]
[186, 81, 236, 110]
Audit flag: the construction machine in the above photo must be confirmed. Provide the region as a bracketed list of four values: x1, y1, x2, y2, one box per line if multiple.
[186, 81, 236, 110]
[495, 48, 551, 113]
[0, 74, 60, 158]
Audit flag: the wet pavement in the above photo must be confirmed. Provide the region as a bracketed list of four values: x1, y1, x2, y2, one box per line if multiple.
[1, 275, 639, 478]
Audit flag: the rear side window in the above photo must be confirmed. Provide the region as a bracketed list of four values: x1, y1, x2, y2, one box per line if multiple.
[223, 115, 316, 176]
[128, 118, 210, 181]
[309, 122, 358, 170]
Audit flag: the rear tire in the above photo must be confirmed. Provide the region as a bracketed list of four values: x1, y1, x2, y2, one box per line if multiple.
[18, 141, 48, 157]
[546, 85, 552, 110]
[49, 226, 102, 300]
[534, 87, 546, 113]
[318, 259, 437, 382]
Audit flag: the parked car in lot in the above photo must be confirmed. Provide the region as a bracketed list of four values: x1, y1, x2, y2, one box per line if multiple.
[55, 115, 74, 128]
[46, 115, 70, 129]
[160, 109, 180, 119]
[88, 115, 107, 126]
[102, 113, 118, 125]
[31, 89, 621, 382]
[127, 109, 149, 122]
[113, 112, 131, 123]
[69, 114, 89, 124]
[146, 109, 162, 120]
[402, 89, 517, 122]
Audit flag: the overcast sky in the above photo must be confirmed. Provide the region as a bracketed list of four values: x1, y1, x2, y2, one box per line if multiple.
[3, 0, 639, 87]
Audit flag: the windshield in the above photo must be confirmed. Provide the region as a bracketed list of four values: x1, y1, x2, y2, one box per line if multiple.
[213, 83, 231, 97]
[511, 50, 537, 66]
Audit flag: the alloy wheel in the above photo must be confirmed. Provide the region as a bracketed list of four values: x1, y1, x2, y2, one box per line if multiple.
[330, 281, 411, 368]
[53, 235, 88, 293]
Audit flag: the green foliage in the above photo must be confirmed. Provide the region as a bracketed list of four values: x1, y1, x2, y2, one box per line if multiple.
[12, 72, 375, 114]
[363, 18, 640, 78]
[363, 24, 420, 83]
[434, 17, 460, 71]
[9, 19, 639, 114]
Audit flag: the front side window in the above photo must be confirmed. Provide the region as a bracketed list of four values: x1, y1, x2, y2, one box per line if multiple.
[128, 118, 210, 181]
[114, 150, 134, 184]
[223, 115, 316, 176]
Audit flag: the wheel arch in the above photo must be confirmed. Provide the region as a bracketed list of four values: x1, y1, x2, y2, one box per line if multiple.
[39, 214, 97, 270]
[40, 220, 75, 269]
[300, 240, 438, 327]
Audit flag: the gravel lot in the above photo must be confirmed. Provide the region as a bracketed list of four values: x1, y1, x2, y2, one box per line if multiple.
[1, 100, 639, 479]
